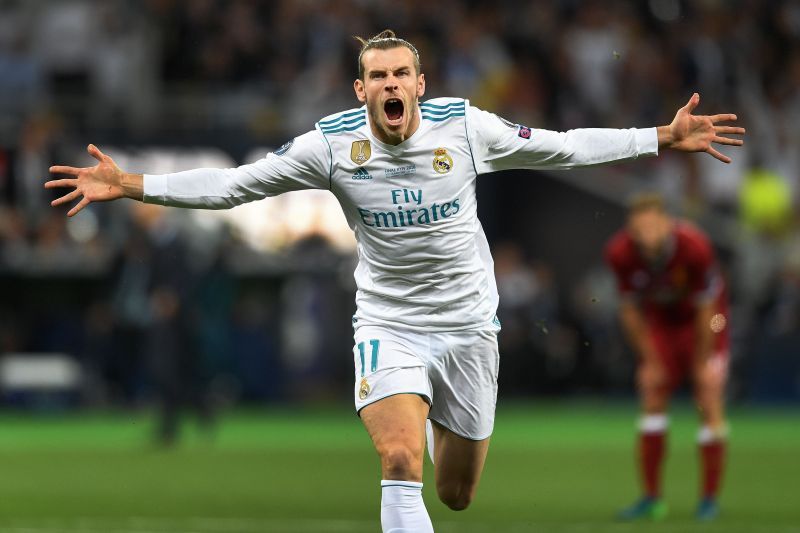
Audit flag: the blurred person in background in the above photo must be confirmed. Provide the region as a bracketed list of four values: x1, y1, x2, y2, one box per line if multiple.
[112, 203, 215, 445]
[605, 194, 729, 521]
[45, 30, 743, 532]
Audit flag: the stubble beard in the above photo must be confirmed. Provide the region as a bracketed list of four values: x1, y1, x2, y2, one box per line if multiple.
[366, 93, 418, 145]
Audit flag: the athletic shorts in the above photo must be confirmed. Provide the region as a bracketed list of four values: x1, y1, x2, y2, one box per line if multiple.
[352, 324, 500, 440]
[649, 322, 729, 390]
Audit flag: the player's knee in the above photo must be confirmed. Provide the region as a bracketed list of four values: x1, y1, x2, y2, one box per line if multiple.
[437, 482, 475, 511]
[378, 443, 423, 480]
[638, 366, 665, 390]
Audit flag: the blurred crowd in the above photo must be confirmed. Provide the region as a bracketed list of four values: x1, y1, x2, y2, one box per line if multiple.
[1, 0, 799, 419]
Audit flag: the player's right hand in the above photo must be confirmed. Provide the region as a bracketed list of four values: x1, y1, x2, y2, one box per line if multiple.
[45, 144, 126, 217]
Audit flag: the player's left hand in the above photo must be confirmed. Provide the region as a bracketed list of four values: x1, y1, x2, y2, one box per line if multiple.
[659, 93, 745, 163]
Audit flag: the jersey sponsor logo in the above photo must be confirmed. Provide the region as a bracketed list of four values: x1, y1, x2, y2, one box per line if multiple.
[358, 377, 370, 400]
[356, 194, 461, 229]
[351, 139, 371, 165]
[432, 147, 453, 174]
[352, 167, 373, 180]
[518, 126, 532, 139]
[384, 163, 416, 178]
[274, 138, 294, 156]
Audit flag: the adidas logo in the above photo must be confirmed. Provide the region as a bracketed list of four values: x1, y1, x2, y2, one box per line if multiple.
[352, 167, 373, 180]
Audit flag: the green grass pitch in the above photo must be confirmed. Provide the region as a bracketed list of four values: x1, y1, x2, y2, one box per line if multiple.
[0, 402, 797, 532]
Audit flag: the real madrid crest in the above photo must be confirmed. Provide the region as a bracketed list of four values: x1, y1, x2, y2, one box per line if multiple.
[432, 147, 453, 174]
[351, 140, 371, 165]
[359, 377, 370, 400]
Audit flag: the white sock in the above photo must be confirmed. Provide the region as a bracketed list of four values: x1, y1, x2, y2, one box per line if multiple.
[639, 414, 669, 433]
[380, 480, 434, 533]
[426, 419, 435, 464]
[697, 423, 729, 443]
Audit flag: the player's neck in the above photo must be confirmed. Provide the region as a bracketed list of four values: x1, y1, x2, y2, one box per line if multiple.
[371, 107, 421, 146]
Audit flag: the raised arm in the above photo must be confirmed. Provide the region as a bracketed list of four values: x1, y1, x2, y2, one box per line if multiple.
[656, 93, 745, 164]
[46, 144, 143, 217]
[46, 131, 331, 217]
[467, 92, 744, 174]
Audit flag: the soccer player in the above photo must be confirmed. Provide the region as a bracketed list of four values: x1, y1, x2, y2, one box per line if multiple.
[605, 194, 730, 521]
[46, 30, 743, 532]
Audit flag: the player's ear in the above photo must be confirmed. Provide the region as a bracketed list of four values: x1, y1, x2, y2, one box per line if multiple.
[354, 79, 366, 103]
[417, 73, 425, 98]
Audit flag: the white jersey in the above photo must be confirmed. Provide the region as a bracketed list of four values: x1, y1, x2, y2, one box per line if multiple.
[144, 97, 658, 331]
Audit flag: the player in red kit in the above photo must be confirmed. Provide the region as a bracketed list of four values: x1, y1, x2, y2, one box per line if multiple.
[605, 194, 729, 521]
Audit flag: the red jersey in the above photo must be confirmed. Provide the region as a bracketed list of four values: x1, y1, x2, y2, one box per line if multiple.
[604, 221, 727, 327]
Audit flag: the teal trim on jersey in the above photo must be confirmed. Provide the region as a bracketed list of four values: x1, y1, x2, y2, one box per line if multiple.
[463, 105, 479, 175]
[320, 115, 366, 131]
[421, 112, 465, 122]
[419, 100, 466, 109]
[421, 108, 465, 118]
[321, 120, 367, 134]
[420, 104, 465, 115]
[356, 392, 432, 413]
[314, 128, 334, 190]
[318, 109, 365, 126]
[421, 109, 465, 117]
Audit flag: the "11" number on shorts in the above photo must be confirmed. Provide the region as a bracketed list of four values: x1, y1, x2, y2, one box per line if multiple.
[358, 339, 380, 376]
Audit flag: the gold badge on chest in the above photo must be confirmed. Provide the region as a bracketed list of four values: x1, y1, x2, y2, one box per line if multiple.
[351, 140, 371, 165]
[433, 147, 453, 174]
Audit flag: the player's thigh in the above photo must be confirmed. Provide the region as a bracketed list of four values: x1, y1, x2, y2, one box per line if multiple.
[638, 327, 687, 410]
[353, 325, 431, 480]
[430, 419, 490, 508]
[361, 393, 430, 481]
[637, 354, 672, 412]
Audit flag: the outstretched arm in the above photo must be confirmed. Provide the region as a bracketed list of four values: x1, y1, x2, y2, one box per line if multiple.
[46, 130, 331, 216]
[467, 92, 744, 174]
[656, 93, 745, 163]
[46, 144, 143, 217]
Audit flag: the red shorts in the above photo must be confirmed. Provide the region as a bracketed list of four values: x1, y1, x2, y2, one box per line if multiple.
[648, 322, 729, 390]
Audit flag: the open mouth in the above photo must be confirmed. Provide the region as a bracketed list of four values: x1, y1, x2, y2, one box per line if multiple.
[384, 98, 404, 124]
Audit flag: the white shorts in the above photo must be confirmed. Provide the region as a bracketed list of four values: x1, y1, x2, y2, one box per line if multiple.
[352, 324, 500, 440]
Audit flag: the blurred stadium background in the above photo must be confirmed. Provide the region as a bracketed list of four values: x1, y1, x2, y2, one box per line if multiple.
[0, 0, 798, 531]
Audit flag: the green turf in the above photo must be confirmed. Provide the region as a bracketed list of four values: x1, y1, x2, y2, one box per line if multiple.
[0, 402, 798, 532]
